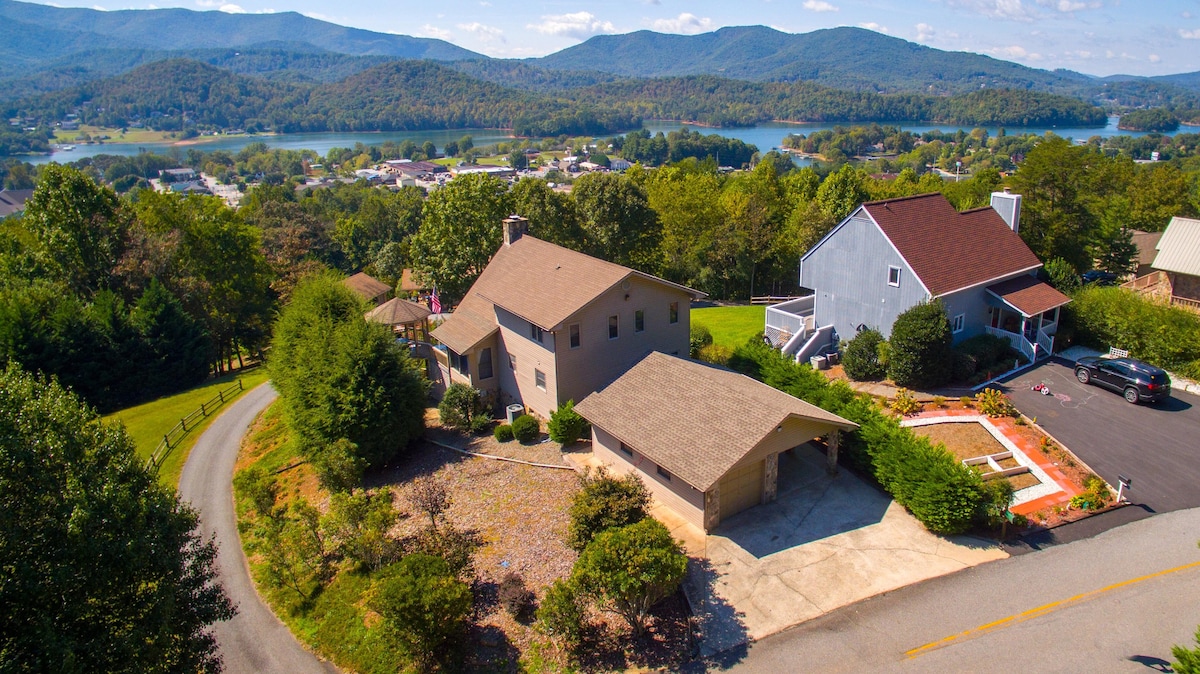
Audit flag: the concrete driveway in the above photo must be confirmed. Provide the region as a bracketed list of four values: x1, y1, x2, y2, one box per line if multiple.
[674, 444, 1007, 657]
[998, 358, 1200, 514]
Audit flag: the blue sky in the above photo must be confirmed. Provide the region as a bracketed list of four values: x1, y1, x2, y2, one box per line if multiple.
[39, 0, 1200, 76]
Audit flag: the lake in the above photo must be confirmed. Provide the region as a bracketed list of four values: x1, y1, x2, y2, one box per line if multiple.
[26, 117, 1152, 166]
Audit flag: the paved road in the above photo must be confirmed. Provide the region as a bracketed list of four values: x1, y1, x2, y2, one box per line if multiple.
[178, 383, 338, 674]
[998, 358, 1200, 514]
[718, 506, 1200, 673]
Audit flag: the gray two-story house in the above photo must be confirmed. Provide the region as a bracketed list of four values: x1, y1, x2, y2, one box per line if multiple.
[765, 191, 1070, 363]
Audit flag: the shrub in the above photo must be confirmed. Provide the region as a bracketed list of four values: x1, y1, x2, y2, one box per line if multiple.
[493, 423, 514, 442]
[512, 414, 541, 443]
[566, 469, 650, 552]
[1172, 626, 1200, 674]
[842, 328, 887, 381]
[889, 388, 922, 416]
[689, 324, 714, 358]
[975, 388, 1016, 418]
[888, 301, 953, 388]
[439, 383, 486, 431]
[960, 395, 974, 408]
[498, 572, 536, 622]
[1067, 286, 1200, 375]
[369, 554, 472, 667]
[932, 395, 946, 408]
[1043, 257, 1080, 294]
[951, 351, 977, 383]
[572, 519, 688, 637]
[312, 438, 366, 493]
[410, 524, 477, 579]
[536, 579, 586, 651]
[698, 343, 733, 365]
[980, 478, 1015, 528]
[548, 400, 589, 446]
[469, 413, 493, 435]
[322, 489, 400, 572]
[409, 476, 450, 530]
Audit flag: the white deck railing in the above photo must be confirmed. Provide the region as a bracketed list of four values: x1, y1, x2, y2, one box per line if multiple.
[985, 326, 1055, 363]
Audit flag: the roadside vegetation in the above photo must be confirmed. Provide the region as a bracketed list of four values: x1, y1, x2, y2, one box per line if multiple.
[104, 367, 269, 485]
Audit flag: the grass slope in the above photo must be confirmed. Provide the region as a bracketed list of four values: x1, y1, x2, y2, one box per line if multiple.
[103, 368, 269, 486]
[692, 305, 765, 350]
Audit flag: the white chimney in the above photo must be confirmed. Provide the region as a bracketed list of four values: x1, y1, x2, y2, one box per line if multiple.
[503, 215, 528, 246]
[990, 190, 1021, 234]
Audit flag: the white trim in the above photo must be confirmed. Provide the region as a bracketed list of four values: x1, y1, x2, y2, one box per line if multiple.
[887, 265, 901, 287]
[952, 313, 965, 333]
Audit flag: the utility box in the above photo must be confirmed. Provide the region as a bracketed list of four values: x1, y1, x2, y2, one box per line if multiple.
[506, 404, 525, 425]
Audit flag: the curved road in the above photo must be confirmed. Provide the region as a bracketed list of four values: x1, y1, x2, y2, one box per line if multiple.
[178, 383, 338, 674]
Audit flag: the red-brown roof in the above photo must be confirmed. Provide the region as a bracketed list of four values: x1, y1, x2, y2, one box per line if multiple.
[862, 193, 1043, 297]
[986, 275, 1072, 317]
[341, 272, 391, 302]
[365, 297, 431, 325]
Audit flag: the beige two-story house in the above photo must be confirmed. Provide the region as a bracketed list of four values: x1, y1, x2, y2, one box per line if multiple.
[431, 217, 705, 418]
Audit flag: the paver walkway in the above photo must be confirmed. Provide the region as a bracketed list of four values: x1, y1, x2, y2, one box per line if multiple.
[902, 409, 1084, 515]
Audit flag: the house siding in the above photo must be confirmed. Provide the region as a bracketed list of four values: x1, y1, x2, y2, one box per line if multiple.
[494, 306, 558, 418]
[939, 271, 1038, 343]
[800, 214, 928, 340]
[553, 276, 692, 409]
[590, 426, 706, 530]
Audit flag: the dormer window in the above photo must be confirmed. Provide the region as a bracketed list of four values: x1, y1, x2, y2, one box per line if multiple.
[888, 266, 901, 287]
[530, 322, 544, 343]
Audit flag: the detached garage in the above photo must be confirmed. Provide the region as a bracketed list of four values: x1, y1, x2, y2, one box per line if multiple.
[574, 352, 857, 532]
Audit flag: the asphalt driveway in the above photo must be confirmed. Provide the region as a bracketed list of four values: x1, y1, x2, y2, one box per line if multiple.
[998, 358, 1200, 514]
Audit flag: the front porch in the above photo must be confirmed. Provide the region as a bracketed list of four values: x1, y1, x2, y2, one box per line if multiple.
[764, 295, 815, 349]
[984, 276, 1072, 362]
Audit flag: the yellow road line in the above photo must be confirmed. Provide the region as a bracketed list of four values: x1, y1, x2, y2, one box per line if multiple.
[905, 560, 1200, 659]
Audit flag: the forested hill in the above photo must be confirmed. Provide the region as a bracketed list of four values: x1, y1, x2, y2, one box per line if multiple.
[4, 58, 1109, 136]
[532, 26, 1092, 94]
[0, 0, 479, 78]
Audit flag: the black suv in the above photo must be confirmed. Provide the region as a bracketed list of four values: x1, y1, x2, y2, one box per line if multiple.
[1074, 356, 1171, 404]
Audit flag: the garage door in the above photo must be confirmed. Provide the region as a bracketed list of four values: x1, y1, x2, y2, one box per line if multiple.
[719, 460, 764, 519]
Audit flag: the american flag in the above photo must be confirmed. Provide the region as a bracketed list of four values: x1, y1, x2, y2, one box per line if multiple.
[430, 287, 442, 314]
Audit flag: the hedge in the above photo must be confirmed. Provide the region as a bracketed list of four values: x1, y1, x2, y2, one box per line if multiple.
[729, 340, 985, 534]
[1067, 286, 1200, 381]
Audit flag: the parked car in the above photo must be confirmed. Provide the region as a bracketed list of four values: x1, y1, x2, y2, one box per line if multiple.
[1074, 356, 1171, 404]
[1081, 270, 1119, 286]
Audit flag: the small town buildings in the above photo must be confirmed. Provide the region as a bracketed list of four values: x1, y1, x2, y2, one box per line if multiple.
[159, 168, 198, 182]
[766, 191, 1070, 363]
[575, 352, 857, 531]
[341, 272, 392, 306]
[431, 216, 703, 418]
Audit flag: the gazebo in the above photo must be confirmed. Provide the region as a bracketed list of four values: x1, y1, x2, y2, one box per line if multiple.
[365, 297, 432, 343]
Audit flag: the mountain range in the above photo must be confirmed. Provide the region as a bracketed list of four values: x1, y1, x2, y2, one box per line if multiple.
[0, 0, 1197, 136]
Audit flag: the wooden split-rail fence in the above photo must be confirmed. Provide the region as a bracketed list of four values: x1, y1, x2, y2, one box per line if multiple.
[145, 379, 244, 473]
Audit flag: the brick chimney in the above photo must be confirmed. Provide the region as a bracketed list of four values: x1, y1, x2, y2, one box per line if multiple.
[990, 190, 1022, 234]
[503, 215, 528, 246]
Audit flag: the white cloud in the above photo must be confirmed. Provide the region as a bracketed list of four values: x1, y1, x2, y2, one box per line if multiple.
[457, 22, 506, 44]
[417, 24, 452, 40]
[650, 13, 713, 34]
[991, 44, 1042, 60]
[946, 0, 1034, 22]
[529, 12, 617, 38]
[916, 22, 936, 41]
[802, 0, 838, 12]
[1180, 28, 1200, 39]
[859, 22, 888, 33]
[219, 4, 245, 13]
[1149, 54, 1161, 63]
[1035, 0, 1101, 11]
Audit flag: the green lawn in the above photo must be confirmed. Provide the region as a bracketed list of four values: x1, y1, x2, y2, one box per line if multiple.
[692, 305, 766, 350]
[104, 368, 270, 486]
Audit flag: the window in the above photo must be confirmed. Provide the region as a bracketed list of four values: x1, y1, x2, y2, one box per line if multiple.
[669, 301, 679, 324]
[569, 323, 581, 349]
[530, 322, 544, 343]
[634, 309, 645, 333]
[608, 315, 619, 340]
[508, 353, 516, 370]
[1041, 307, 1058, 323]
[951, 313, 965, 334]
[478, 347, 493, 380]
[449, 349, 469, 375]
[534, 368, 546, 390]
[888, 266, 901, 287]
[619, 442, 633, 458]
[656, 465, 672, 481]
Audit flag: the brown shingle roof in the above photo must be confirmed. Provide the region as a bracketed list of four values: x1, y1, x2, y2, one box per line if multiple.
[341, 272, 391, 301]
[399, 268, 429, 293]
[365, 298, 431, 326]
[430, 293, 497, 353]
[1131, 230, 1163, 267]
[986, 275, 1072, 317]
[574, 352, 856, 491]
[862, 193, 1043, 297]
